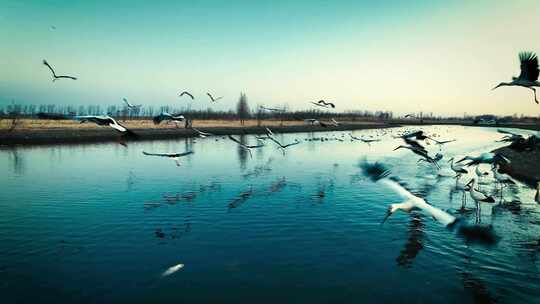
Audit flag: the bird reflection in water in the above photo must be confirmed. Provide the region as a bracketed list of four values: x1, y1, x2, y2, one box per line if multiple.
[396, 213, 425, 268]
[8, 149, 25, 175]
[228, 186, 253, 209]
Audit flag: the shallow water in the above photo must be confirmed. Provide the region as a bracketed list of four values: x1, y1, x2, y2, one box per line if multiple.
[1, 126, 539, 303]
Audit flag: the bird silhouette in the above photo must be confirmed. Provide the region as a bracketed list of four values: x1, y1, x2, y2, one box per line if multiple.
[207, 93, 223, 102]
[179, 91, 194, 100]
[43, 60, 77, 81]
[493, 51, 540, 104]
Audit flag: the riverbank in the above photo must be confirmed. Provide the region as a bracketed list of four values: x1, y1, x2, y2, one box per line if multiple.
[0, 119, 390, 146]
[493, 145, 540, 187]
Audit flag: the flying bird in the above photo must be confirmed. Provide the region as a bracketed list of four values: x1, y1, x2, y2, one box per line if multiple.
[457, 153, 510, 167]
[207, 93, 223, 102]
[260, 106, 283, 112]
[228, 135, 264, 158]
[179, 91, 194, 100]
[349, 133, 381, 145]
[75, 115, 136, 135]
[153, 112, 185, 126]
[359, 161, 498, 245]
[122, 98, 142, 110]
[266, 132, 301, 154]
[493, 51, 540, 104]
[191, 127, 214, 138]
[42, 59, 77, 81]
[142, 151, 194, 166]
[310, 100, 335, 108]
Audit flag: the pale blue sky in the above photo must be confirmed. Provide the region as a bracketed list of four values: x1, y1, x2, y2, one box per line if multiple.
[1, 0, 539, 116]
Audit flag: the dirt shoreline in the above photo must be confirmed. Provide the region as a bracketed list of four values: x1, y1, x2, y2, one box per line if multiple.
[0, 121, 391, 147]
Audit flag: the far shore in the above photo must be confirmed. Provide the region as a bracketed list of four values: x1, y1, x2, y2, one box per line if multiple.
[1, 118, 540, 147]
[0, 119, 391, 146]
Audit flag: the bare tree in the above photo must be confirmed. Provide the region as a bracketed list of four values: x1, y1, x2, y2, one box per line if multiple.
[236, 92, 250, 125]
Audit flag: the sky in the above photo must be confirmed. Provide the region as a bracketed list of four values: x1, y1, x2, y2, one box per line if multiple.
[1, 0, 539, 116]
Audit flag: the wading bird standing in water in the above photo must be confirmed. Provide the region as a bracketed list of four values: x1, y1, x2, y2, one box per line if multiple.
[142, 151, 194, 167]
[493, 52, 540, 104]
[42, 60, 77, 81]
[360, 161, 498, 245]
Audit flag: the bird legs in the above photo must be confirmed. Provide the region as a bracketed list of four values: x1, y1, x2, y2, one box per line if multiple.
[530, 87, 539, 104]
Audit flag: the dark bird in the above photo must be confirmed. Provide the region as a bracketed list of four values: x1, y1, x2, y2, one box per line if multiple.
[142, 151, 194, 167]
[207, 93, 223, 102]
[179, 91, 194, 100]
[493, 51, 540, 104]
[152, 112, 185, 126]
[311, 100, 335, 108]
[457, 153, 510, 167]
[43, 59, 77, 81]
[228, 135, 264, 158]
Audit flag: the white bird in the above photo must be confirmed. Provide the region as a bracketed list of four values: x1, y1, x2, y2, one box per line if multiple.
[492, 52, 540, 104]
[457, 152, 510, 167]
[448, 157, 468, 178]
[359, 161, 499, 245]
[492, 164, 516, 201]
[142, 151, 194, 167]
[455, 177, 472, 210]
[161, 263, 184, 277]
[122, 98, 142, 110]
[76, 115, 134, 134]
[466, 179, 496, 223]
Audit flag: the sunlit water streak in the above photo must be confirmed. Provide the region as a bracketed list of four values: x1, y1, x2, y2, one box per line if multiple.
[0, 126, 539, 303]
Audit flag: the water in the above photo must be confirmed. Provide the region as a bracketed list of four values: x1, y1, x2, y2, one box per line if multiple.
[1, 126, 539, 303]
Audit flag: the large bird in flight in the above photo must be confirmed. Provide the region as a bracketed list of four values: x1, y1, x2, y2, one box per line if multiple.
[310, 100, 335, 108]
[207, 93, 223, 102]
[122, 98, 142, 110]
[493, 51, 540, 104]
[142, 151, 194, 167]
[228, 135, 264, 158]
[153, 112, 185, 126]
[75, 115, 137, 138]
[179, 91, 194, 100]
[43, 59, 77, 81]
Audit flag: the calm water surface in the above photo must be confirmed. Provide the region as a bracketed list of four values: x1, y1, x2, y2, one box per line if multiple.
[1, 126, 539, 303]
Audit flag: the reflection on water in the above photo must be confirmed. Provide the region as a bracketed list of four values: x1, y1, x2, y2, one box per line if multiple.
[1, 125, 540, 303]
[396, 213, 425, 268]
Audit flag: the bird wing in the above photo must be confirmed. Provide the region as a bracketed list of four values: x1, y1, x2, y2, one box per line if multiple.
[109, 121, 127, 132]
[228, 135, 244, 145]
[282, 140, 300, 148]
[122, 98, 132, 107]
[518, 52, 539, 82]
[42, 60, 56, 77]
[180, 91, 194, 99]
[207, 93, 214, 101]
[142, 151, 193, 157]
[55, 75, 77, 80]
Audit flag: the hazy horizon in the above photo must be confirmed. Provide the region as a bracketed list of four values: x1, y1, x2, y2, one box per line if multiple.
[1, 0, 539, 117]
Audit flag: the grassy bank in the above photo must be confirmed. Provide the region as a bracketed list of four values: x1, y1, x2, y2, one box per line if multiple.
[0, 119, 389, 146]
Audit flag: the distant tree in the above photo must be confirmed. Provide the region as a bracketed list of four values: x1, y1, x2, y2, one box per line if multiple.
[236, 92, 250, 125]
